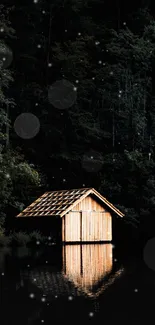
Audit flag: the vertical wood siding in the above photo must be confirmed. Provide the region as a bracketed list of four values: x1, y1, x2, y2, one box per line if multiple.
[73, 195, 106, 211]
[65, 211, 80, 242]
[106, 212, 112, 241]
[62, 244, 113, 296]
[63, 211, 112, 242]
[62, 216, 64, 242]
[62, 194, 112, 242]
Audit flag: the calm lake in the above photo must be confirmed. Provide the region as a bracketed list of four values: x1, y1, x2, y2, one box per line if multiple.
[0, 243, 152, 324]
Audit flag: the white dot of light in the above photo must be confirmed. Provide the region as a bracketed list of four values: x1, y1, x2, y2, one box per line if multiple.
[33, 0, 39, 3]
[55, 295, 58, 298]
[36, 241, 40, 245]
[98, 60, 102, 64]
[110, 71, 114, 75]
[123, 22, 126, 25]
[37, 44, 41, 48]
[112, 245, 115, 249]
[33, 278, 37, 281]
[92, 77, 95, 80]
[89, 312, 94, 317]
[27, 265, 30, 267]
[41, 297, 46, 302]
[68, 296, 73, 301]
[29, 293, 35, 299]
[78, 32, 81, 36]
[46, 261, 48, 264]
[48, 63, 52, 67]
[95, 41, 100, 45]
[41, 320, 44, 323]
[73, 87, 77, 91]
[114, 258, 117, 262]
[75, 80, 79, 83]
[42, 10, 46, 14]
[48, 236, 51, 240]
[103, 63, 106, 66]
[0, 28, 4, 32]
[90, 156, 93, 159]
[5, 173, 10, 178]
[134, 289, 138, 292]
[1, 272, 4, 276]
[83, 184, 85, 187]
[65, 29, 67, 32]
[63, 179, 66, 182]
[35, 103, 38, 106]
[2, 57, 6, 61]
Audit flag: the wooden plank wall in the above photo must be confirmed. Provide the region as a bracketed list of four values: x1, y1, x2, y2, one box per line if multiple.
[63, 212, 80, 242]
[62, 244, 113, 296]
[106, 212, 112, 241]
[62, 195, 112, 242]
[62, 216, 64, 242]
[63, 211, 112, 242]
[73, 195, 106, 212]
[82, 211, 112, 241]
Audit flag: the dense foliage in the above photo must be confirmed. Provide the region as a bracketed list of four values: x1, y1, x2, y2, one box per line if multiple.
[1, 1, 155, 241]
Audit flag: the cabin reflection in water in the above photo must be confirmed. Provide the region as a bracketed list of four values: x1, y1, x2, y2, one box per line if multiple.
[62, 244, 113, 297]
[20, 244, 124, 298]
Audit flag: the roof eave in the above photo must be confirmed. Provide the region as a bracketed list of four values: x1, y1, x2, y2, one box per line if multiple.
[60, 187, 124, 218]
[90, 188, 124, 217]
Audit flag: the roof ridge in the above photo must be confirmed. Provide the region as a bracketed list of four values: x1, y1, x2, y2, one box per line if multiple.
[45, 187, 92, 193]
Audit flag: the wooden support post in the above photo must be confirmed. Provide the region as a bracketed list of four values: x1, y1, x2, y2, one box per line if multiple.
[63, 245, 66, 274]
[80, 244, 83, 276]
[64, 215, 66, 242]
[80, 211, 82, 242]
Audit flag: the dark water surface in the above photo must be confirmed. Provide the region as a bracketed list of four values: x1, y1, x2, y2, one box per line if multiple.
[0, 243, 152, 324]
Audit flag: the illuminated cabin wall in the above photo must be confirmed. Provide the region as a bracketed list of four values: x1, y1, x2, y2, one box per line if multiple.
[62, 195, 112, 242]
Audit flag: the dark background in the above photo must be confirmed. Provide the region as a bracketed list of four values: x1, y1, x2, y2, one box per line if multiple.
[1, 0, 155, 245]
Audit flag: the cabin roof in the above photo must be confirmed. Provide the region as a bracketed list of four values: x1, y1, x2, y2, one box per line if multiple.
[16, 187, 124, 218]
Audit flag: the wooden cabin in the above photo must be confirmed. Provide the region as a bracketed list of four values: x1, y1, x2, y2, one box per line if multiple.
[16, 188, 124, 243]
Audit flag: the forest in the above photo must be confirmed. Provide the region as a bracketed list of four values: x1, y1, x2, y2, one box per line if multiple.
[1, 0, 155, 245]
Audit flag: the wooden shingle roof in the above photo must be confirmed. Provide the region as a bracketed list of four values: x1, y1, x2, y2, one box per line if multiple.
[16, 187, 124, 218]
